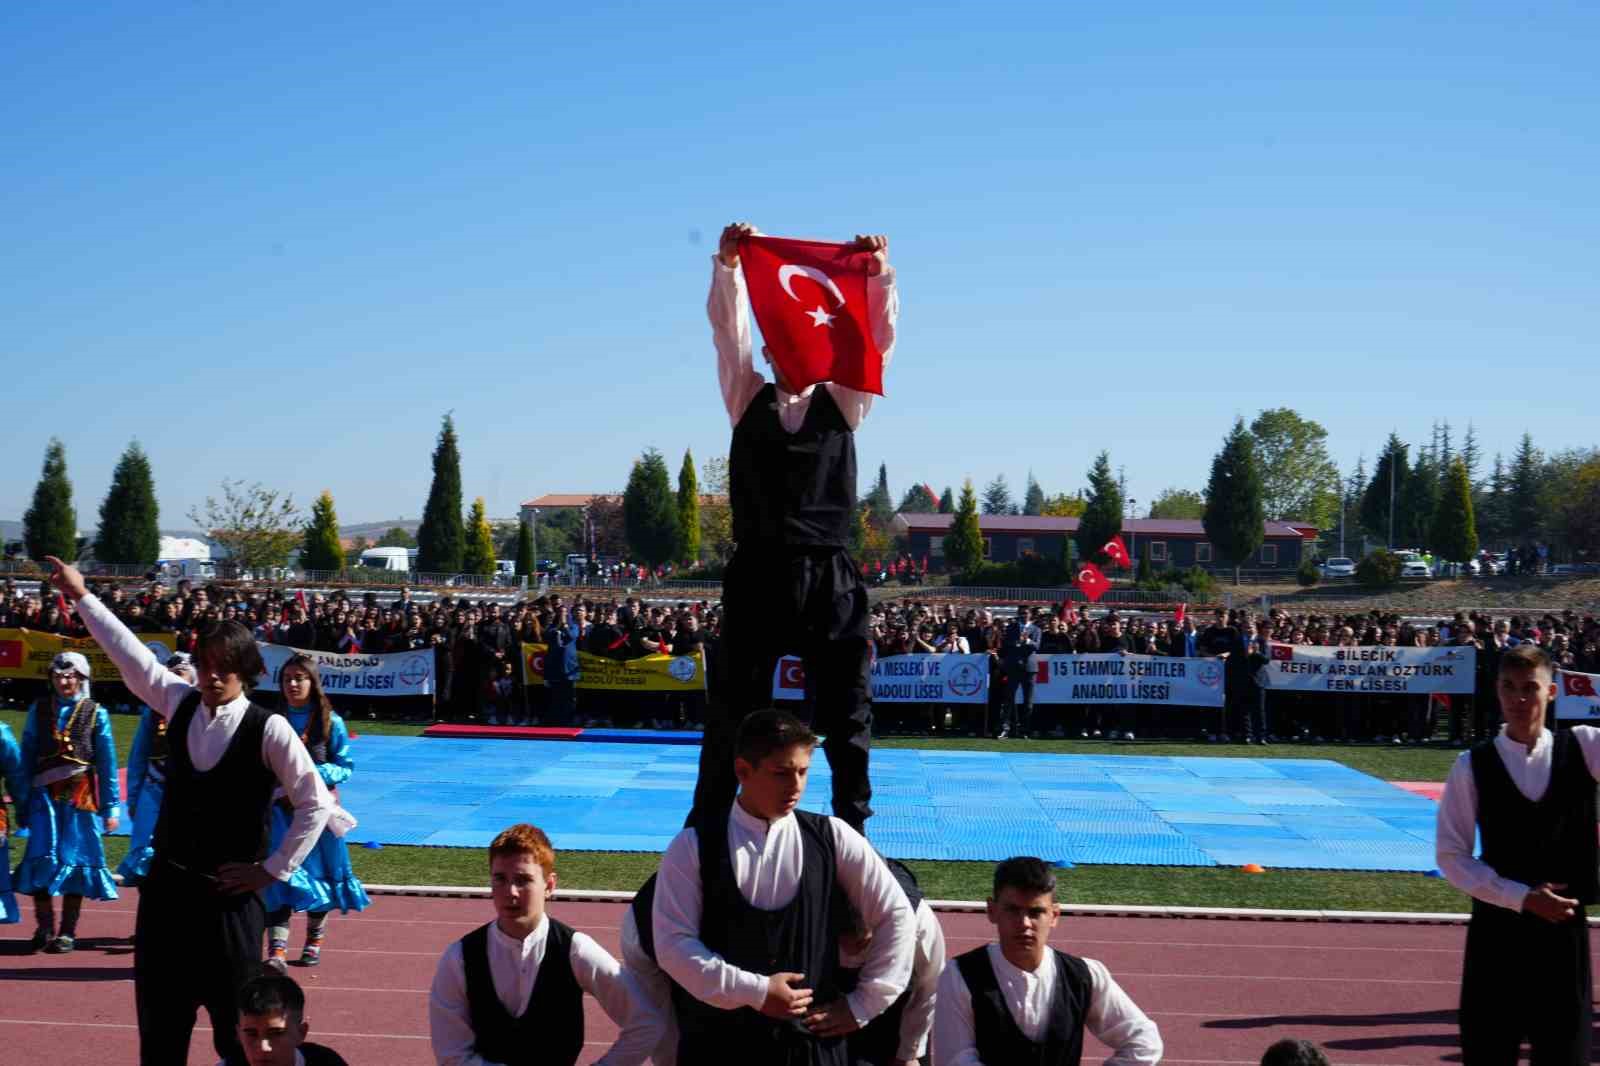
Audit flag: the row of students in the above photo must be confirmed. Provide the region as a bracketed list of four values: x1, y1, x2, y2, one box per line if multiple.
[429, 710, 1163, 1066]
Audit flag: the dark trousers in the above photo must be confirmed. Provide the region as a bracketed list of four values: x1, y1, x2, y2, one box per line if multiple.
[1460, 901, 1592, 1065]
[546, 679, 576, 726]
[691, 545, 873, 833]
[1003, 670, 1035, 735]
[134, 863, 265, 1065]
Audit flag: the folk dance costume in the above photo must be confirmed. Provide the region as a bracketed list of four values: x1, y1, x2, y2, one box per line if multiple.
[0, 723, 25, 924]
[14, 685, 120, 904]
[620, 874, 679, 1066]
[1436, 725, 1600, 1065]
[839, 857, 946, 1066]
[428, 912, 664, 1066]
[263, 706, 370, 967]
[73, 594, 334, 1065]
[691, 255, 897, 834]
[933, 945, 1163, 1066]
[653, 803, 915, 1066]
[117, 706, 170, 886]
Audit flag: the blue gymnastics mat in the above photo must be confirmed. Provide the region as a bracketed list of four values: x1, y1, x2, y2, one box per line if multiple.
[336, 738, 1441, 871]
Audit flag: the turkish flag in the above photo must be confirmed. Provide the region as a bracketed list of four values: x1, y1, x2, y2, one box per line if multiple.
[1269, 643, 1294, 661]
[739, 235, 884, 395]
[1174, 602, 1186, 625]
[1565, 673, 1598, 698]
[1102, 535, 1132, 569]
[1074, 562, 1111, 602]
[778, 657, 808, 690]
[860, 561, 870, 577]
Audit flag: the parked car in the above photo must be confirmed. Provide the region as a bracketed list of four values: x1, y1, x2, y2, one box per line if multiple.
[1399, 557, 1432, 579]
[1320, 557, 1356, 578]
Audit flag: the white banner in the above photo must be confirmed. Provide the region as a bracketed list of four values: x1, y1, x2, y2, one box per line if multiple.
[773, 653, 990, 704]
[1555, 670, 1600, 721]
[1256, 643, 1476, 695]
[1032, 653, 1225, 707]
[256, 643, 436, 697]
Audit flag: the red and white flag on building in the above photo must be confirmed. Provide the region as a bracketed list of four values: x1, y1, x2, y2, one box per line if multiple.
[1074, 562, 1111, 603]
[1102, 535, 1132, 569]
[739, 235, 885, 395]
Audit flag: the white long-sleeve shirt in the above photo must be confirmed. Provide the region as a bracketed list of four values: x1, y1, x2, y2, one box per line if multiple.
[619, 904, 679, 1066]
[653, 802, 914, 1026]
[429, 914, 663, 1066]
[75, 593, 331, 880]
[1435, 724, 1600, 912]
[709, 255, 898, 431]
[933, 944, 1163, 1066]
[839, 896, 946, 1061]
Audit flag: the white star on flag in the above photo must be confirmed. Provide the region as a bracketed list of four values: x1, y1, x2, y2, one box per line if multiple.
[806, 305, 835, 328]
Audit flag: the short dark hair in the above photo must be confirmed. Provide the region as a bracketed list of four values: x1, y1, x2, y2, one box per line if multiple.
[1499, 640, 1553, 678]
[237, 965, 306, 1020]
[735, 709, 817, 767]
[1260, 1038, 1330, 1066]
[993, 856, 1057, 899]
[195, 620, 266, 684]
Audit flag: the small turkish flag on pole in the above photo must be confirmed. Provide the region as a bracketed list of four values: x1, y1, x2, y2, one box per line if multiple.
[1102, 535, 1132, 569]
[1174, 602, 1186, 625]
[1074, 562, 1112, 603]
[739, 235, 884, 395]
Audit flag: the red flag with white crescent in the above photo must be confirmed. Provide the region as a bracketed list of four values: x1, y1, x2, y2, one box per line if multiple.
[1074, 562, 1111, 602]
[1102, 535, 1132, 569]
[739, 235, 883, 395]
[1175, 602, 1186, 625]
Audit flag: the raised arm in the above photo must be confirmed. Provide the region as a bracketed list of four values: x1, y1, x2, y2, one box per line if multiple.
[827, 233, 897, 430]
[710, 221, 767, 426]
[46, 557, 193, 719]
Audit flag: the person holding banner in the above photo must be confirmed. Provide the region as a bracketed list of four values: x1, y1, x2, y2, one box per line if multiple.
[14, 650, 120, 954]
[690, 222, 896, 835]
[263, 654, 369, 974]
[43, 556, 334, 1066]
[117, 652, 198, 888]
[1436, 641, 1600, 1065]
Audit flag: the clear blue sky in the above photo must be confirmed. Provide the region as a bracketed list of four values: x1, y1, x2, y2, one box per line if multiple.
[5, 2, 1596, 530]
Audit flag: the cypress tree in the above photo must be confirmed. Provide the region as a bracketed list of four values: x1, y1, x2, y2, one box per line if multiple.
[300, 490, 346, 572]
[95, 440, 160, 565]
[1430, 457, 1479, 565]
[1074, 452, 1125, 565]
[416, 414, 465, 574]
[623, 449, 679, 567]
[515, 519, 535, 577]
[1203, 418, 1265, 584]
[462, 497, 497, 576]
[1023, 474, 1046, 516]
[24, 438, 77, 562]
[1508, 432, 1544, 540]
[944, 479, 985, 574]
[865, 463, 894, 526]
[938, 487, 955, 514]
[677, 450, 701, 565]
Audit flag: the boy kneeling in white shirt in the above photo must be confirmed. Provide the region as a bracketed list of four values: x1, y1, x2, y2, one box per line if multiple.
[655, 709, 915, 1066]
[934, 857, 1163, 1066]
[428, 823, 662, 1066]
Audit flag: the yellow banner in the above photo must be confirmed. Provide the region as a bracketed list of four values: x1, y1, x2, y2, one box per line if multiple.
[520, 642, 705, 692]
[0, 628, 183, 683]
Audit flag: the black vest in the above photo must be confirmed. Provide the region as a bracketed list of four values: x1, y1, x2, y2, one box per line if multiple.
[730, 382, 857, 549]
[461, 919, 584, 1066]
[151, 691, 277, 874]
[955, 945, 1092, 1066]
[1471, 729, 1599, 904]
[144, 713, 171, 783]
[225, 1041, 348, 1066]
[32, 697, 99, 774]
[673, 806, 846, 1066]
[632, 872, 659, 962]
[839, 857, 924, 1066]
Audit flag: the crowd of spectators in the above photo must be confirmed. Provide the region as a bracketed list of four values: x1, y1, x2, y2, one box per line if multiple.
[3, 577, 1596, 747]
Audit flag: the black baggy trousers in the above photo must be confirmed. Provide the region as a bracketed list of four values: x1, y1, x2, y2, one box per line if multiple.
[1459, 901, 1592, 1065]
[691, 545, 873, 833]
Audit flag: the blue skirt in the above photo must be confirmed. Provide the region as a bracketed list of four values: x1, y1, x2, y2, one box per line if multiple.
[115, 776, 164, 887]
[260, 803, 369, 914]
[12, 791, 118, 901]
[0, 836, 18, 923]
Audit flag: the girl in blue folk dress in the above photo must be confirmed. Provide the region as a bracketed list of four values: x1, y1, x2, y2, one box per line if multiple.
[116, 653, 196, 887]
[0, 718, 25, 924]
[14, 651, 119, 953]
[263, 654, 369, 971]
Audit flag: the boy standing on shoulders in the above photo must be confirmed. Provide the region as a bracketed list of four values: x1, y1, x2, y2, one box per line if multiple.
[655, 710, 915, 1066]
[934, 857, 1162, 1065]
[1435, 641, 1600, 1065]
[428, 823, 663, 1066]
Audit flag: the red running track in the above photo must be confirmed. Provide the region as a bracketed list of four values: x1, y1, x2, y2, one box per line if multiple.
[0, 895, 1582, 1065]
